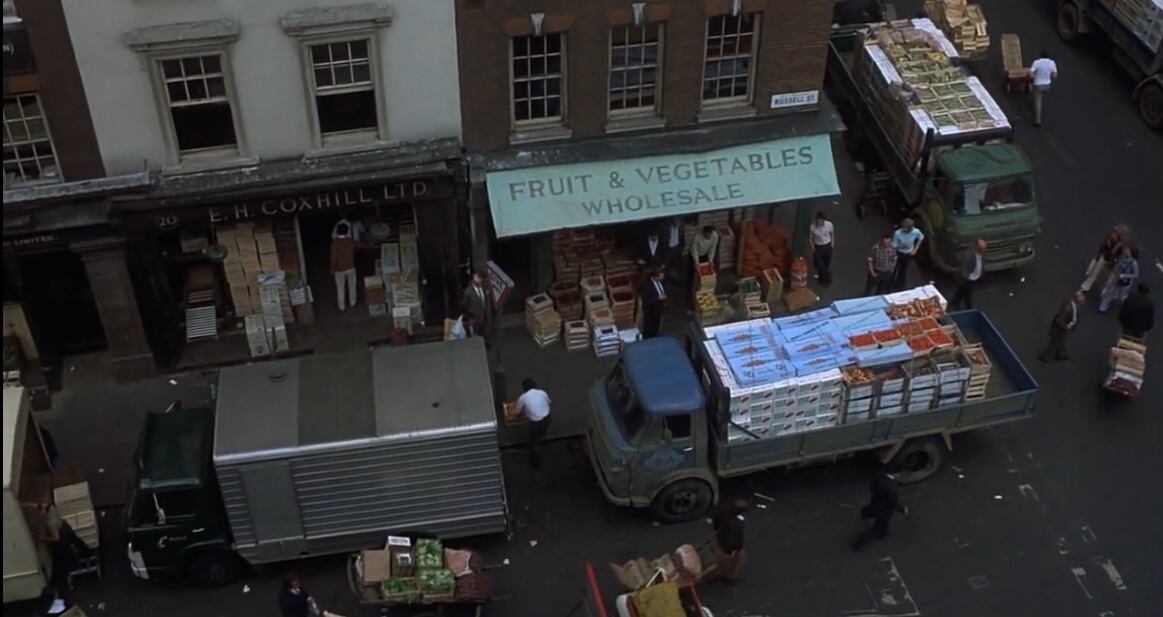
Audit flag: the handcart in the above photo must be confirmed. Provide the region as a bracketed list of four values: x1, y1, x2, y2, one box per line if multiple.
[1001, 33, 1031, 94]
[347, 533, 492, 616]
[577, 562, 714, 617]
[1102, 335, 1146, 400]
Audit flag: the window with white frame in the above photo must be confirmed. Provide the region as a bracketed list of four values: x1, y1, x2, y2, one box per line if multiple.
[307, 38, 379, 141]
[3, 94, 61, 185]
[608, 24, 662, 115]
[511, 33, 564, 125]
[702, 13, 759, 104]
[158, 54, 239, 154]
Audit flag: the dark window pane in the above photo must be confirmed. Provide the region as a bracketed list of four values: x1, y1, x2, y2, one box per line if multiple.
[166, 82, 188, 103]
[530, 35, 544, 55]
[203, 55, 222, 74]
[513, 36, 528, 56]
[187, 79, 207, 100]
[515, 100, 529, 120]
[610, 72, 625, 89]
[610, 96, 624, 111]
[612, 28, 627, 46]
[181, 58, 202, 76]
[513, 59, 528, 78]
[546, 78, 561, 95]
[547, 55, 561, 74]
[611, 47, 627, 68]
[513, 81, 528, 100]
[161, 59, 182, 78]
[171, 102, 236, 151]
[741, 13, 754, 31]
[643, 67, 657, 85]
[530, 57, 545, 76]
[207, 77, 226, 98]
[642, 88, 656, 107]
[315, 68, 333, 88]
[706, 39, 721, 58]
[530, 80, 544, 97]
[316, 90, 377, 134]
[546, 97, 560, 117]
[626, 69, 641, 87]
[332, 43, 350, 61]
[733, 80, 749, 97]
[350, 39, 369, 60]
[665, 414, 692, 439]
[311, 44, 330, 65]
[353, 62, 371, 83]
[709, 16, 723, 36]
[704, 61, 720, 80]
[546, 33, 561, 53]
[334, 66, 354, 85]
[644, 43, 659, 64]
[155, 490, 199, 517]
[721, 37, 737, 56]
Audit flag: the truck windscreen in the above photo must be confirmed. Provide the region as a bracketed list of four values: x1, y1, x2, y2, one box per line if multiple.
[606, 367, 647, 442]
[959, 176, 1034, 214]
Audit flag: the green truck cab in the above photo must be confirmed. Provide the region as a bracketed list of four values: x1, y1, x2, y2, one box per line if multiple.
[586, 311, 1038, 523]
[826, 25, 1042, 273]
[125, 407, 237, 585]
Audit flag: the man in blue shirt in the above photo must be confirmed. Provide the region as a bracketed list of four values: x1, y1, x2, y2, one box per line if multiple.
[891, 218, 925, 291]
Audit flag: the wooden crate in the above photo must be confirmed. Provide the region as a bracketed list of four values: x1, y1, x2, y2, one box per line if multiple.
[1001, 33, 1023, 71]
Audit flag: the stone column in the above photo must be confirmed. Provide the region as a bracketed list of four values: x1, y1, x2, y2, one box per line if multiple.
[72, 238, 156, 381]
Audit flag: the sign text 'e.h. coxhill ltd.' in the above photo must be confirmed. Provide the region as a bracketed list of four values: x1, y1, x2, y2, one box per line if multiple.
[485, 134, 839, 237]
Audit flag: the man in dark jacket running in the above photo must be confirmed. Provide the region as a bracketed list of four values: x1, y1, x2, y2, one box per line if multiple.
[851, 468, 909, 551]
[1119, 284, 1155, 338]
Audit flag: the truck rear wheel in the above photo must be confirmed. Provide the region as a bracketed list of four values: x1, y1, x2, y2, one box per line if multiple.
[186, 551, 243, 587]
[650, 478, 713, 523]
[889, 437, 946, 484]
[1138, 82, 1163, 130]
[1057, 1, 1083, 43]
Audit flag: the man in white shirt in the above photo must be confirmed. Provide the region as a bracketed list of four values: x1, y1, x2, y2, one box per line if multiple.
[1029, 50, 1059, 127]
[810, 212, 836, 286]
[515, 378, 552, 470]
[950, 238, 987, 309]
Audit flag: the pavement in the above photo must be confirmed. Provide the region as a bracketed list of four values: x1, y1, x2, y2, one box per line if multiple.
[13, 1, 1163, 614]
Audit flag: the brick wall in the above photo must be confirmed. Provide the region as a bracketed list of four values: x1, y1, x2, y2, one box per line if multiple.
[456, 0, 833, 151]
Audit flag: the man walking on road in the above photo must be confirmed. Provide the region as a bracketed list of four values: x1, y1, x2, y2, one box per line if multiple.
[1030, 49, 1059, 127]
[811, 212, 836, 286]
[866, 234, 897, 295]
[851, 467, 909, 551]
[891, 218, 924, 291]
[515, 378, 552, 470]
[950, 238, 987, 309]
[1040, 290, 1085, 362]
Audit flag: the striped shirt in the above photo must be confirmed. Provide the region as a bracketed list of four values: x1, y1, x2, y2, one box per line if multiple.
[868, 243, 896, 272]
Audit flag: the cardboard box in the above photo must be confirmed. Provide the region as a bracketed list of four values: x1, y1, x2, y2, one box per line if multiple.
[361, 549, 392, 585]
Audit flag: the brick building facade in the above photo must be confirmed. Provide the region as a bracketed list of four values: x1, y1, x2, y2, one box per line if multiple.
[455, 0, 844, 301]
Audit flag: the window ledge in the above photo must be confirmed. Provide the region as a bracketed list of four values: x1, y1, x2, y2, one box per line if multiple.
[281, 4, 393, 36]
[163, 152, 259, 176]
[304, 136, 398, 160]
[124, 20, 240, 52]
[605, 114, 667, 134]
[697, 104, 758, 124]
[509, 124, 573, 145]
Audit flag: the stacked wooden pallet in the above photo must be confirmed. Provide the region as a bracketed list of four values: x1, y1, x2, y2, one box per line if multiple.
[53, 474, 99, 549]
[962, 343, 992, 400]
[609, 289, 637, 329]
[563, 320, 590, 351]
[185, 264, 218, 341]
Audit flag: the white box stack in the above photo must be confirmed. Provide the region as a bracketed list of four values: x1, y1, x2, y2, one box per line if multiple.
[564, 320, 589, 351]
[525, 294, 562, 348]
[53, 480, 99, 549]
[245, 314, 271, 357]
[593, 325, 621, 358]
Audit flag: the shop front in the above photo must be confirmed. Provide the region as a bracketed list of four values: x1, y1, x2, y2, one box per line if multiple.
[480, 125, 843, 325]
[117, 149, 468, 371]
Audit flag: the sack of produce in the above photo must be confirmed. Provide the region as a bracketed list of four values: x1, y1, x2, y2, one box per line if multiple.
[444, 548, 474, 577]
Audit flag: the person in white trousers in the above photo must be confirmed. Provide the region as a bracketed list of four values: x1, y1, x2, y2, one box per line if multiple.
[331, 222, 358, 311]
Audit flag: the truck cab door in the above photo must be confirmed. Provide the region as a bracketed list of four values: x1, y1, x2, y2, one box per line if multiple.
[628, 414, 698, 500]
[126, 488, 208, 577]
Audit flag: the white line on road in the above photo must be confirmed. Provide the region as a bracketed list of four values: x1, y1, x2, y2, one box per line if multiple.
[1072, 567, 1095, 600]
[1096, 558, 1127, 591]
[1079, 523, 1098, 544]
[1018, 484, 1040, 504]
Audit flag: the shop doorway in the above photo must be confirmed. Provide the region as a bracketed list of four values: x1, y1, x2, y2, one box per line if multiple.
[14, 250, 107, 361]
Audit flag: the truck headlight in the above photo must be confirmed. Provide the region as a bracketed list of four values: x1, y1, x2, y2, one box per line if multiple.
[1020, 242, 1034, 254]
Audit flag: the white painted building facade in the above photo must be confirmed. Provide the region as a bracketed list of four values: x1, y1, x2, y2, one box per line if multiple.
[60, 0, 462, 175]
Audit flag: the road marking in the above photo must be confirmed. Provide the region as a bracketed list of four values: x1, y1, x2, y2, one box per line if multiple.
[1058, 537, 1070, 556]
[1079, 525, 1098, 544]
[838, 558, 921, 617]
[1072, 567, 1095, 600]
[1096, 558, 1127, 591]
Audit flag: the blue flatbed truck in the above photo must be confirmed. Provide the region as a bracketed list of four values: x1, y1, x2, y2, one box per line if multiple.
[585, 310, 1038, 522]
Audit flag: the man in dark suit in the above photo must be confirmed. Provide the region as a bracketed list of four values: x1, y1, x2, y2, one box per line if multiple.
[461, 270, 494, 339]
[950, 238, 986, 310]
[1040, 290, 1085, 362]
[637, 231, 668, 271]
[1118, 283, 1154, 339]
[851, 467, 909, 551]
[641, 266, 668, 339]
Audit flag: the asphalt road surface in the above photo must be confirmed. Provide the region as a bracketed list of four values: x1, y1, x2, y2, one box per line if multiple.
[11, 1, 1161, 616]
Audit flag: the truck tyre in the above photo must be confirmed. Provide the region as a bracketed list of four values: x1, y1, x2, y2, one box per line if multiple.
[650, 478, 713, 523]
[889, 437, 946, 485]
[1138, 82, 1163, 130]
[186, 551, 243, 587]
[1057, 2, 1083, 43]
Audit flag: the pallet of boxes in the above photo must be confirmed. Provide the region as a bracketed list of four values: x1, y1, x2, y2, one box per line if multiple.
[52, 463, 100, 550]
[352, 535, 492, 607]
[218, 223, 297, 358]
[380, 231, 423, 335]
[923, 0, 990, 59]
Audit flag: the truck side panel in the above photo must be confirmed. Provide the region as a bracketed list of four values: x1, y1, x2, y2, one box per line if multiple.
[711, 310, 1037, 478]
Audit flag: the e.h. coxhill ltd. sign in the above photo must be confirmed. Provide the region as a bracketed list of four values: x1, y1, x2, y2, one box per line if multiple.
[486, 134, 839, 237]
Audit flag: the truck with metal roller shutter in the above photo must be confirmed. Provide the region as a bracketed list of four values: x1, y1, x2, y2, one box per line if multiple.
[123, 338, 508, 586]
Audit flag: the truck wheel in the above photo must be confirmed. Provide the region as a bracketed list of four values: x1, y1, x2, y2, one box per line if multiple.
[1138, 82, 1163, 130]
[1057, 2, 1083, 43]
[889, 437, 946, 485]
[186, 551, 243, 587]
[650, 479, 713, 523]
